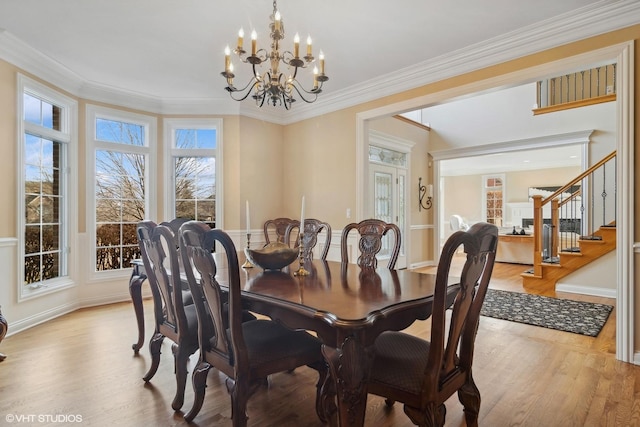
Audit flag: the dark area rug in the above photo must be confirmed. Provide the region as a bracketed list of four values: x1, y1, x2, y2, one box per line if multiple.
[480, 288, 613, 337]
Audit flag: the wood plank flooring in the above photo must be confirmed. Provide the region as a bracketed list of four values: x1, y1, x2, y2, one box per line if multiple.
[0, 260, 638, 426]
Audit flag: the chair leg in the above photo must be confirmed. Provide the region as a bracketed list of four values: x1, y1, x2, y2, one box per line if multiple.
[404, 402, 446, 427]
[226, 378, 250, 427]
[310, 361, 330, 423]
[184, 361, 212, 423]
[142, 332, 164, 382]
[171, 343, 191, 411]
[458, 377, 481, 427]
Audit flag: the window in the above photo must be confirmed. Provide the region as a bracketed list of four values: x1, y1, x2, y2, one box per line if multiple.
[483, 174, 504, 227]
[18, 75, 77, 298]
[87, 106, 156, 274]
[164, 119, 222, 228]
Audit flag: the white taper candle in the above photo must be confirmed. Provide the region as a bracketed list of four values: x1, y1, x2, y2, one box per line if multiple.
[300, 196, 305, 235]
[246, 200, 250, 234]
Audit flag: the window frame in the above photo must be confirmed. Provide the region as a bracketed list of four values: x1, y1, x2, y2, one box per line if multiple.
[163, 118, 223, 228]
[86, 104, 157, 281]
[17, 74, 78, 301]
[482, 173, 505, 227]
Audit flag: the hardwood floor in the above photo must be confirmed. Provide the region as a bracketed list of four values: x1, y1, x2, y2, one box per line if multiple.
[0, 260, 637, 426]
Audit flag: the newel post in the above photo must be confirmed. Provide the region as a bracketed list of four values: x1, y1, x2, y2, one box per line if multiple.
[532, 195, 543, 277]
[551, 198, 560, 258]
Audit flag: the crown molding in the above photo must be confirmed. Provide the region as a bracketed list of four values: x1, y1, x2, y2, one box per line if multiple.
[430, 130, 594, 161]
[1, 1, 639, 122]
[281, 0, 640, 124]
[0, 29, 84, 95]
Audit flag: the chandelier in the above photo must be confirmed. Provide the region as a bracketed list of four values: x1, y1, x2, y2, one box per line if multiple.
[221, 0, 328, 109]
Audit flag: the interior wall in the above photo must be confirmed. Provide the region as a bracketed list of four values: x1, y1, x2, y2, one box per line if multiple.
[283, 107, 358, 229]
[443, 166, 582, 229]
[237, 116, 284, 232]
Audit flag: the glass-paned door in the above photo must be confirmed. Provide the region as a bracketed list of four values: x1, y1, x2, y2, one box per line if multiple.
[370, 163, 406, 268]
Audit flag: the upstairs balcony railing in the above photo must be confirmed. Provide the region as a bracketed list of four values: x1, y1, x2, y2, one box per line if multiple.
[530, 150, 616, 277]
[534, 63, 616, 115]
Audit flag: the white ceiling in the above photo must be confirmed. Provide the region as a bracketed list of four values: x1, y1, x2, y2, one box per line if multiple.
[440, 144, 583, 176]
[1, 0, 638, 123]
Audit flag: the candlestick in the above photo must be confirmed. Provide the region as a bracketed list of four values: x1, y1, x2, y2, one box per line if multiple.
[293, 232, 309, 276]
[242, 200, 253, 268]
[242, 232, 254, 269]
[306, 35, 312, 56]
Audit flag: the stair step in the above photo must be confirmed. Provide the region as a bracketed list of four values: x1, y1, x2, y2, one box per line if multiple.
[520, 271, 541, 279]
[581, 235, 603, 240]
[541, 262, 562, 267]
[560, 251, 583, 257]
[579, 239, 607, 245]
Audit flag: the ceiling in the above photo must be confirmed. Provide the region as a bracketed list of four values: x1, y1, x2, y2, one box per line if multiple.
[440, 144, 583, 176]
[1, 1, 638, 123]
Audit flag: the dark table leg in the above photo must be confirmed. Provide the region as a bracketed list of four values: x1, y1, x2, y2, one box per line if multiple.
[321, 335, 371, 427]
[0, 306, 7, 362]
[129, 264, 147, 354]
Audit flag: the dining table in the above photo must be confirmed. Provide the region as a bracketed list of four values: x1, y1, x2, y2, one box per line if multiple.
[128, 254, 455, 427]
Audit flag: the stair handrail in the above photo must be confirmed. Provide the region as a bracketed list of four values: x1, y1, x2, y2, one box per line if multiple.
[540, 150, 616, 206]
[531, 150, 616, 277]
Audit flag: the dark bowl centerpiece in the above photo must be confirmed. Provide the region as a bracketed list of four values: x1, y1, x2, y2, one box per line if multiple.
[245, 242, 298, 271]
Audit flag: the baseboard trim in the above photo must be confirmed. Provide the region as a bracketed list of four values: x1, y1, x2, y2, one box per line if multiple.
[6, 293, 137, 337]
[6, 302, 79, 337]
[555, 283, 616, 299]
[409, 260, 436, 269]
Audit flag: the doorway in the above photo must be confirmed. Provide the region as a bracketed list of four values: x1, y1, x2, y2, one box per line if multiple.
[355, 41, 634, 363]
[365, 130, 415, 269]
[369, 162, 407, 269]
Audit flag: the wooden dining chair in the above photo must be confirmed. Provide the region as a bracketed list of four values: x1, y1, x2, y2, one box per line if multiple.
[179, 221, 328, 425]
[136, 220, 199, 411]
[366, 222, 498, 427]
[285, 218, 332, 261]
[263, 217, 300, 246]
[341, 218, 401, 269]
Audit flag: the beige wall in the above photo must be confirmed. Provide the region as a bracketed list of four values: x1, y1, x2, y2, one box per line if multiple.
[442, 175, 484, 227]
[443, 166, 582, 227]
[237, 116, 284, 230]
[0, 60, 17, 237]
[506, 167, 582, 205]
[284, 108, 357, 228]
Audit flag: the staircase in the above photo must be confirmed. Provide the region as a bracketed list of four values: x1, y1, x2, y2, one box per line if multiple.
[521, 151, 616, 293]
[521, 225, 616, 292]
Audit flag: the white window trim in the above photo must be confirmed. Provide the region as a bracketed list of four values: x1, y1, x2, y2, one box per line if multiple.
[17, 74, 78, 301]
[481, 173, 505, 226]
[163, 118, 224, 228]
[85, 104, 157, 281]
